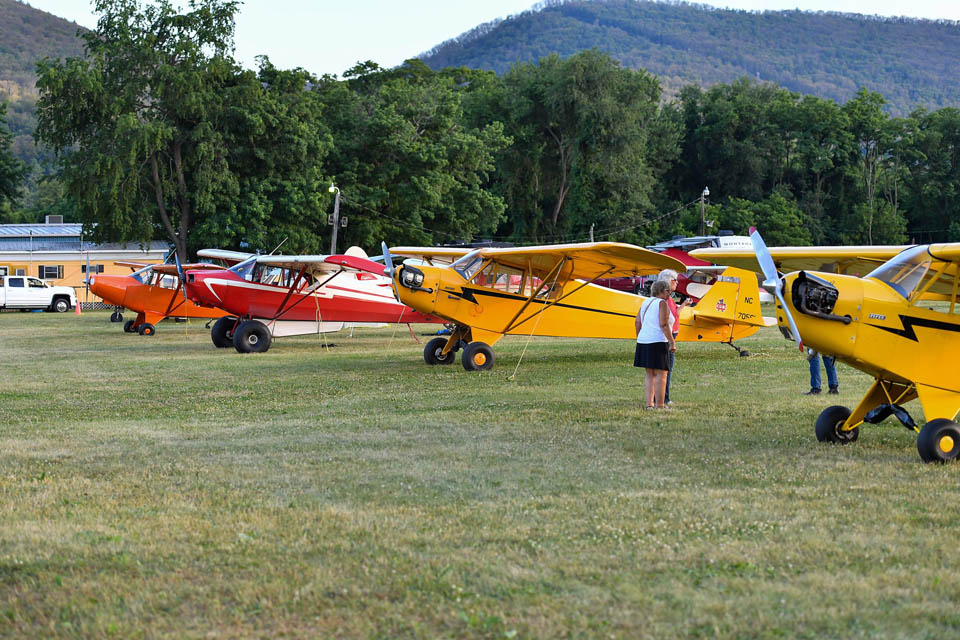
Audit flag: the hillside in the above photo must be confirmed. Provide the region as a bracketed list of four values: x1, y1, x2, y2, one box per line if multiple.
[0, 0, 86, 165]
[420, 0, 960, 115]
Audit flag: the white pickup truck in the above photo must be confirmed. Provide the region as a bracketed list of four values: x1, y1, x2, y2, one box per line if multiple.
[0, 275, 77, 312]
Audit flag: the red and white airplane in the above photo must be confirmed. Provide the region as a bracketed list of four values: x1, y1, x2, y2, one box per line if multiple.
[184, 247, 444, 353]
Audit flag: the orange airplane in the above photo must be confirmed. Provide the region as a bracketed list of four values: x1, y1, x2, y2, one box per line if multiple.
[88, 252, 250, 335]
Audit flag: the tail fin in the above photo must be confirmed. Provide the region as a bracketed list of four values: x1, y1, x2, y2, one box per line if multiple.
[693, 266, 773, 327]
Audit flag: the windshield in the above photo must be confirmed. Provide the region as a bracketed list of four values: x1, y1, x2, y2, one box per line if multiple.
[451, 250, 484, 280]
[866, 245, 931, 299]
[130, 264, 153, 285]
[229, 257, 258, 281]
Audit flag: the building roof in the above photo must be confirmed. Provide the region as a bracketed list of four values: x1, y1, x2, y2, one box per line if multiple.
[0, 223, 168, 252]
[0, 223, 83, 237]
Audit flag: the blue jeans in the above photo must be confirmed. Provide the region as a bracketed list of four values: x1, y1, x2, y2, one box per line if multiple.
[809, 353, 838, 390]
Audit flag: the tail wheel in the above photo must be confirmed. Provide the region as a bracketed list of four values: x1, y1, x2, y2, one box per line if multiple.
[424, 337, 455, 365]
[211, 316, 238, 349]
[123, 319, 137, 333]
[233, 320, 272, 353]
[461, 342, 494, 372]
[138, 323, 156, 336]
[917, 419, 960, 463]
[815, 405, 858, 443]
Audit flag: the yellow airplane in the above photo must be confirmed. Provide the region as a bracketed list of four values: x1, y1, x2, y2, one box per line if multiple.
[693, 230, 960, 463]
[380, 242, 775, 371]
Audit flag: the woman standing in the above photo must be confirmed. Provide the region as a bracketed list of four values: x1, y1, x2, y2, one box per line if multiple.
[634, 279, 677, 409]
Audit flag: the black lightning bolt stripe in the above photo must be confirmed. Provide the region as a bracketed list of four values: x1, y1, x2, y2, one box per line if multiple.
[867, 314, 960, 342]
[444, 286, 636, 318]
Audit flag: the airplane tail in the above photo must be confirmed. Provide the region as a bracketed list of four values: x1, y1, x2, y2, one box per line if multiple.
[691, 266, 776, 328]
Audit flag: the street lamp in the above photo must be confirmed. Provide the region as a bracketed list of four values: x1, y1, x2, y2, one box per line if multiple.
[700, 187, 710, 236]
[328, 183, 341, 254]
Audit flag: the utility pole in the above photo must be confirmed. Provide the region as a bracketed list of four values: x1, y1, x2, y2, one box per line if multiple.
[328, 183, 341, 254]
[589, 223, 594, 242]
[700, 186, 710, 236]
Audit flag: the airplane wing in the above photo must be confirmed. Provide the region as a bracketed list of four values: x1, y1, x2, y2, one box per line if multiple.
[114, 260, 157, 269]
[254, 254, 388, 276]
[196, 249, 256, 265]
[690, 245, 909, 276]
[153, 263, 226, 275]
[474, 242, 685, 281]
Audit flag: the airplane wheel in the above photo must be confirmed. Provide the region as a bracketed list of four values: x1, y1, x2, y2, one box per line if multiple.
[815, 405, 858, 443]
[461, 342, 494, 371]
[110, 311, 123, 322]
[211, 316, 238, 349]
[138, 323, 156, 336]
[123, 319, 137, 333]
[233, 320, 272, 353]
[424, 337, 455, 365]
[917, 419, 960, 463]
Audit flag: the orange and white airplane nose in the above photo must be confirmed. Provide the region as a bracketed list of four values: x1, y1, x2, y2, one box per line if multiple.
[88, 274, 132, 307]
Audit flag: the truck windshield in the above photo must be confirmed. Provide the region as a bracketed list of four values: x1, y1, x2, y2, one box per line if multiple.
[866, 246, 931, 299]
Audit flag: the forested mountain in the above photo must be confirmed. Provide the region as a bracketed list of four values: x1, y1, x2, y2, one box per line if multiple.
[0, 0, 85, 164]
[421, 0, 960, 116]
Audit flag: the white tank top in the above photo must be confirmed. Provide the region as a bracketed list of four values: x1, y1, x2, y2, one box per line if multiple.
[636, 297, 667, 344]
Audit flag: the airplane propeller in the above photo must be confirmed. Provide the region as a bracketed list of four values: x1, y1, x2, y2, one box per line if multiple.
[381, 241, 401, 301]
[174, 250, 190, 310]
[749, 226, 804, 351]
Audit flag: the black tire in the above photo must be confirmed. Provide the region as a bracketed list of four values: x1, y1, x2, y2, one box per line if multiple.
[233, 320, 272, 353]
[110, 311, 123, 323]
[461, 341, 495, 371]
[424, 337, 456, 365]
[917, 419, 960, 463]
[51, 297, 70, 313]
[123, 319, 137, 333]
[815, 405, 858, 443]
[138, 323, 156, 336]
[633, 283, 646, 296]
[211, 316, 238, 349]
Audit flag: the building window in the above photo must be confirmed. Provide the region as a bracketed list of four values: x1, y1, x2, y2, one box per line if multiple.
[15, 269, 25, 276]
[39, 265, 64, 280]
[81, 264, 105, 274]
[0, 266, 7, 276]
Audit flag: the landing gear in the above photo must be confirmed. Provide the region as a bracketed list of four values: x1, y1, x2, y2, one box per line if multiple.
[815, 405, 859, 443]
[211, 316, 238, 349]
[461, 341, 494, 371]
[233, 320, 272, 353]
[123, 319, 137, 333]
[138, 323, 156, 336]
[917, 419, 960, 463]
[424, 337, 456, 365]
[110, 310, 123, 322]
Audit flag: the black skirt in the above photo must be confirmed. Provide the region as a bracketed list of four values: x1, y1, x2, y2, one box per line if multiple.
[634, 341, 670, 370]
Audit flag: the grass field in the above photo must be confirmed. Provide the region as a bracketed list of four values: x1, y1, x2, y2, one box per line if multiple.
[1, 311, 959, 638]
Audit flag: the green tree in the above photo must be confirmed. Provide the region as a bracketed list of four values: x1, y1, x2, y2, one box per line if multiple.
[726, 193, 813, 246]
[491, 50, 669, 243]
[34, 0, 259, 258]
[314, 60, 509, 248]
[0, 102, 26, 220]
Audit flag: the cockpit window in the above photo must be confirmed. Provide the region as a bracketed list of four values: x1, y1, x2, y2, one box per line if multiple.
[229, 257, 258, 281]
[866, 246, 931, 299]
[451, 251, 485, 281]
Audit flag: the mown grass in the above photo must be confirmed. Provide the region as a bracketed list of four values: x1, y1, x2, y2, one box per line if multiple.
[1, 311, 958, 639]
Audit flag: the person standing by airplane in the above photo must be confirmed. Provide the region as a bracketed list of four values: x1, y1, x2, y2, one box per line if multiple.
[805, 348, 839, 395]
[657, 269, 693, 405]
[635, 279, 677, 409]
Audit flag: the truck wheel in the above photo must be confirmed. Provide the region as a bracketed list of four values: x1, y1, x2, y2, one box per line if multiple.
[52, 298, 70, 313]
[233, 320, 272, 353]
[138, 323, 156, 336]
